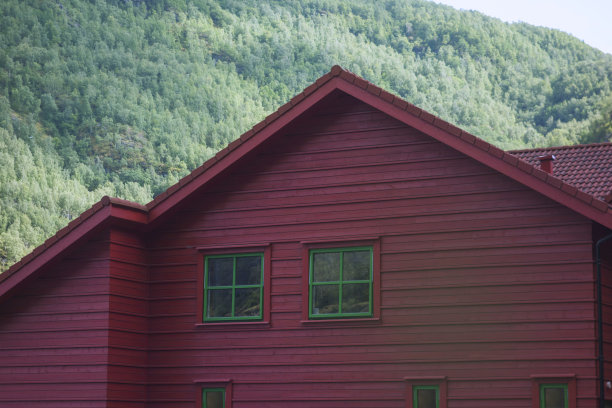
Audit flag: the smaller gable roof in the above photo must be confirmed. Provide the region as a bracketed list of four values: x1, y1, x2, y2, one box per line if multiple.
[511, 143, 612, 202]
[0, 197, 147, 299]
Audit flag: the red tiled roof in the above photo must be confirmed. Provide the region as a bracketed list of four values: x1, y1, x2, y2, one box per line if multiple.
[510, 143, 612, 202]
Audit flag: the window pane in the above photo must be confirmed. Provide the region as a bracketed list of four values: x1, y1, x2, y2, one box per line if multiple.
[342, 283, 370, 313]
[235, 287, 261, 317]
[235, 256, 261, 285]
[312, 252, 340, 282]
[312, 284, 339, 314]
[416, 388, 437, 408]
[205, 390, 224, 408]
[544, 387, 566, 408]
[343, 250, 370, 280]
[208, 257, 233, 286]
[207, 289, 232, 317]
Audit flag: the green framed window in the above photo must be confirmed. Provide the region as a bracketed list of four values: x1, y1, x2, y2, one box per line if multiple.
[413, 385, 439, 408]
[202, 388, 225, 408]
[540, 384, 568, 408]
[309, 246, 373, 318]
[204, 253, 263, 321]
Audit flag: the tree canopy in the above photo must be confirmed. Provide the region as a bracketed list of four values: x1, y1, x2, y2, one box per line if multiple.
[1, 0, 611, 270]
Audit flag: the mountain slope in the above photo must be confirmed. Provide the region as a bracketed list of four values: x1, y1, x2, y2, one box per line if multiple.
[1, 0, 611, 270]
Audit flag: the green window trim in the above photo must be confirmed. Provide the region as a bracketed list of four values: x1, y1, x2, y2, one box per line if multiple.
[413, 385, 440, 408]
[202, 388, 225, 408]
[540, 383, 568, 408]
[309, 246, 373, 319]
[204, 253, 264, 322]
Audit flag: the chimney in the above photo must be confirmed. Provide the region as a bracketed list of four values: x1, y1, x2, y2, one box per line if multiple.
[538, 154, 556, 175]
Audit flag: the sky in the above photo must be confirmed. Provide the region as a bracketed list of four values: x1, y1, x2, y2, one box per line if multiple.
[433, 0, 612, 55]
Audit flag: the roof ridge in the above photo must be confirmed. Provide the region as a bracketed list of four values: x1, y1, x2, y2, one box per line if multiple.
[144, 65, 492, 211]
[509, 142, 612, 153]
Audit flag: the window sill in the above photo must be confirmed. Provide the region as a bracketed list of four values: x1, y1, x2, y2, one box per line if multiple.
[195, 321, 270, 330]
[300, 317, 380, 326]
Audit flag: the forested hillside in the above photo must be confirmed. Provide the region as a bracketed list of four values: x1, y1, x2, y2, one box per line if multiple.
[1, 0, 612, 271]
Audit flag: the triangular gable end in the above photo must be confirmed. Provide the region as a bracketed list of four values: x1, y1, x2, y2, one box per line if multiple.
[145, 65, 612, 230]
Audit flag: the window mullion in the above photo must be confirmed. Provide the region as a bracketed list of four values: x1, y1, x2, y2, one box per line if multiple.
[231, 257, 236, 318]
[338, 250, 344, 314]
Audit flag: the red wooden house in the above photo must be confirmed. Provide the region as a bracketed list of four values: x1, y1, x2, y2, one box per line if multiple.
[1, 66, 612, 408]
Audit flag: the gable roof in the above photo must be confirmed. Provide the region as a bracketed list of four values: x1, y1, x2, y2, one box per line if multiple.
[510, 143, 612, 203]
[2, 65, 612, 300]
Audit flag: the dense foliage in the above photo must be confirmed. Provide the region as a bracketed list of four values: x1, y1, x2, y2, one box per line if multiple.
[1, 0, 612, 270]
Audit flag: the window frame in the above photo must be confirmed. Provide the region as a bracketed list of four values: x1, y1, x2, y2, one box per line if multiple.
[195, 380, 232, 408]
[404, 377, 447, 408]
[530, 375, 576, 408]
[539, 384, 568, 408]
[197, 245, 271, 325]
[308, 246, 373, 319]
[301, 238, 381, 323]
[202, 388, 226, 408]
[413, 385, 439, 408]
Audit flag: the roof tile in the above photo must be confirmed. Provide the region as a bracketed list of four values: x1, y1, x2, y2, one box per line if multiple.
[277, 102, 292, 116]
[264, 111, 279, 124]
[517, 159, 533, 174]
[532, 169, 548, 181]
[433, 118, 450, 131]
[44, 234, 59, 248]
[575, 190, 594, 204]
[560, 183, 578, 196]
[330, 65, 343, 76]
[488, 146, 503, 159]
[316, 72, 332, 86]
[392, 98, 408, 110]
[502, 152, 518, 165]
[240, 129, 255, 141]
[474, 138, 490, 152]
[339, 70, 355, 83]
[290, 92, 305, 106]
[166, 182, 181, 196]
[252, 120, 266, 133]
[302, 82, 318, 97]
[226, 138, 241, 152]
[592, 199, 609, 212]
[366, 83, 382, 96]
[353, 76, 369, 90]
[446, 123, 463, 137]
[379, 89, 395, 103]
[460, 132, 477, 144]
[405, 103, 421, 116]
[511, 143, 612, 201]
[546, 174, 563, 189]
[214, 147, 230, 161]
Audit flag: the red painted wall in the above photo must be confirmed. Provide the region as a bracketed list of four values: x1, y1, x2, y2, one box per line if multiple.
[108, 228, 148, 407]
[146, 93, 598, 407]
[0, 232, 111, 407]
[597, 224, 612, 402]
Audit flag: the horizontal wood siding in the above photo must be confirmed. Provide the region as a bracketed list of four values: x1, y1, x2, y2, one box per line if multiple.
[598, 224, 612, 401]
[147, 93, 597, 406]
[108, 228, 148, 407]
[0, 232, 111, 407]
